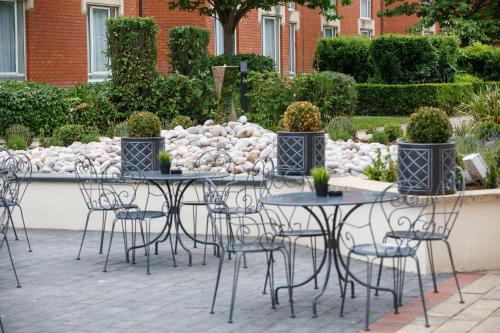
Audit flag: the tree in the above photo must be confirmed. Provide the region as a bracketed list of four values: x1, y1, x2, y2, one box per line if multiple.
[168, 0, 352, 55]
[380, 0, 500, 46]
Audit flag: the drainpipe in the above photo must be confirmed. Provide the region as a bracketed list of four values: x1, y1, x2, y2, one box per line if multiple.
[139, 0, 144, 17]
[301, 5, 305, 74]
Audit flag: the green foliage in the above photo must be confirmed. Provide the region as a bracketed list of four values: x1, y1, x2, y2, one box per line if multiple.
[49, 136, 64, 147]
[352, 116, 408, 131]
[356, 83, 477, 116]
[311, 167, 330, 185]
[0, 81, 68, 136]
[126, 111, 161, 138]
[246, 72, 294, 131]
[158, 151, 172, 165]
[283, 101, 323, 132]
[53, 124, 86, 146]
[167, 115, 195, 129]
[384, 124, 403, 142]
[458, 43, 500, 82]
[407, 107, 452, 143]
[482, 162, 498, 189]
[65, 82, 117, 132]
[327, 116, 355, 141]
[462, 85, 500, 140]
[313, 36, 372, 82]
[108, 122, 128, 137]
[454, 73, 484, 84]
[369, 35, 458, 84]
[106, 17, 159, 117]
[5, 136, 27, 150]
[169, 26, 210, 77]
[292, 71, 358, 122]
[370, 130, 390, 145]
[475, 122, 500, 141]
[81, 134, 100, 144]
[209, 54, 276, 73]
[364, 149, 397, 182]
[5, 124, 32, 145]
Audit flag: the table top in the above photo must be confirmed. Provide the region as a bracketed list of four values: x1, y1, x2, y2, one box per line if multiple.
[123, 171, 229, 182]
[261, 190, 400, 207]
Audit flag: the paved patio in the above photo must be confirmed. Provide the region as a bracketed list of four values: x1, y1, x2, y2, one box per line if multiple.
[1, 229, 448, 333]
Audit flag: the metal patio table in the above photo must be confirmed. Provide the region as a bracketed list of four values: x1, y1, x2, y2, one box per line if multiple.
[123, 171, 228, 266]
[261, 190, 400, 317]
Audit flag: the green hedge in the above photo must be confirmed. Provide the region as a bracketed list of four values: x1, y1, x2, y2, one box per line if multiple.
[0, 81, 68, 136]
[458, 43, 500, 81]
[313, 36, 372, 83]
[209, 54, 276, 73]
[169, 26, 210, 77]
[356, 82, 487, 116]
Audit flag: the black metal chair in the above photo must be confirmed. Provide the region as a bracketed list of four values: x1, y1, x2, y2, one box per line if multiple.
[338, 181, 435, 331]
[376, 169, 466, 304]
[203, 178, 295, 323]
[0, 313, 4, 333]
[0, 170, 21, 288]
[102, 161, 171, 274]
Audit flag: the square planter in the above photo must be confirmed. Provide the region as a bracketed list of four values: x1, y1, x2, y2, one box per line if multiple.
[277, 131, 325, 175]
[121, 137, 165, 173]
[397, 141, 456, 195]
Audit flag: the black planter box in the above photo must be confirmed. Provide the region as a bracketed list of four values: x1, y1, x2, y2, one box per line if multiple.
[277, 131, 325, 175]
[121, 137, 165, 173]
[397, 141, 456, 195]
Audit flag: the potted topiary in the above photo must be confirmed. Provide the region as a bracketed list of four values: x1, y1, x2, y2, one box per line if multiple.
[311, 167, 330, 197]
[158, 151, 171, 174]
[398, 107, 455, 195]
[121, 111, 164, 172]
[277, 101, 325, 175]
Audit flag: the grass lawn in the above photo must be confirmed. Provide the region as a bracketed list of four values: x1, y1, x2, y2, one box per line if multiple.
[353, 116, 409, 130]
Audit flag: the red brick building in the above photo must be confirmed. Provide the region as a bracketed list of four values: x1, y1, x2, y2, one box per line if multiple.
[0, 0, 425, 86]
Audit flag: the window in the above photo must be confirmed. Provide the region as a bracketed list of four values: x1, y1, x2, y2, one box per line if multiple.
[288, 24, 296, 75]
[87, 6, 116, 81]
[323, 26, 338, 38]
[360, 0, 371, 19]
[214, 16, 237, 56]
[360, 29, 372, 37]
[287, 2, 295, 11]
[0, 0, 25, 80]
[327, 0, 336, 15]
[262, 17, 280, 70]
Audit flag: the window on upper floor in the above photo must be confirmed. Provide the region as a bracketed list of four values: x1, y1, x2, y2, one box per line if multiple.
[360, 0, 371, 19]
[262, 16, 280, 70]
[287, 2, 295, 11]
[0, 0, 25, 80]
[87, 5, 117, 82]
[289, 23, 296, 76]
[327, 0, 336, 15]
[323, 26, 338, 38]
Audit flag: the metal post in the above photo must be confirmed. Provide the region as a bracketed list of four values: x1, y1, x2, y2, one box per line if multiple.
[239, 60, 248, 114]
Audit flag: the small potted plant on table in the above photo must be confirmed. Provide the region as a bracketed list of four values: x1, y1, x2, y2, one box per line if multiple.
[398, 107, 455, 195]
[311, 167, 330, 197]
[158, 151, 171, 174]
[121, 111, 164, 172]
[277, 101, 325, 175]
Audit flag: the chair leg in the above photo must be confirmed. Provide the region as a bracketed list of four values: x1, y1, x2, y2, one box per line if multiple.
[15, 205, 31, 252]
[340, 253, 352, 317]
[228, 253, 243, 324]
[7, 209, 18, 241]
[4, 234, 21, 288]
[192, 206, 198, 249]
[210, 250, 225, 314]
[413, 255, 430, 328]
[444, 239, 464, 304]
[76, 211, 92, 260]
[364, 259, 374, 331]
[0, 313, 4, 333]
[374, 258, 384, 296]
[203, 215, 210, 265]
[279, 249, 295, 318]
[427, 241, 438, 293]
[262, 252, 271, 295]
[146, 220, 151, 275]
[269, 252, 276, 309]
[99, 210, 107, 255]
[103, 218, 118, 272]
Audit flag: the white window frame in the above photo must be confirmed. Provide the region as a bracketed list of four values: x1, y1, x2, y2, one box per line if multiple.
[87, 5, 116, 82]
[262, 16, 280, 71]
[360, 29, 372, 38]
[287, 2, 295, 11]
[288, 23, 296, 76]
[327, 0, 336, 15]
[0, 0, 26, 80]
[323, 26, 338, 38]
[360, 0, 371, 19]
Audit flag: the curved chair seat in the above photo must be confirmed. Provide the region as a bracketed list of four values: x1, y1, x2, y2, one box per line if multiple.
[181, 200, 206, 206]
[116, 210, 166, 220]
[352, 243, 417, 257]
[93, 203, 138, 211]
[0, 199, 16, 207]
[226, 242, 285, 254]
[386, 230, 445, 241]
[276, 229, 325, 237]
[212, 206, 259, 215]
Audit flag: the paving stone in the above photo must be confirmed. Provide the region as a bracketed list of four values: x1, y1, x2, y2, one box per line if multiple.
[469, 316, 500, 333]
[433, 319, 478, 333]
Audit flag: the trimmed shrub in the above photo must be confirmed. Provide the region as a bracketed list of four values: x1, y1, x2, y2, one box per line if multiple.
[407, 107, 452, 143]
[283, 101, 322, 132]
[169, 26, 210, 77]
[6, 136, 27, 150]
[0, 81, 68, 136]
[246, 72, 294, 131]
[81, 134, 100, 144]
[126, 111, 161, 137]
[429, 35, 460, 83]
[370, 130, 390, 145]
[328, 116, 355, 141]
[384, 124, 403, 142]
[209, 54, 276, 73]
[53, 124, 86, 146]
[458, 43, 500, 81]
[454, 73, 483, 83]
[167, 115, 194, 129]
[5, 124, 32, 145]
[313, 36, 372, 82]
[106, 17, 159, 117]
[292, 71, 358, 122]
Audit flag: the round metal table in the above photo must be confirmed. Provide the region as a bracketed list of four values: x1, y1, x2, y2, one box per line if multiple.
[123, 171, 228, 266]
[261, 190, 400, 317]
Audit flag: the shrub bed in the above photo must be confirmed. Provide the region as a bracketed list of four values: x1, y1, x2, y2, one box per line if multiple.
[169, 26, 210, 77]
[458, 43, 500, 82]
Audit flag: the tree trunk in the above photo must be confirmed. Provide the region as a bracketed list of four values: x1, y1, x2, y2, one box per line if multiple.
[223, 23, 235, 55]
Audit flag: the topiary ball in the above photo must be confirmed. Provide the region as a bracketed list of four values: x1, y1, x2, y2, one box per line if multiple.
[126, 111, 161, 137]
[283, 101, 322, 132]
[407, 107, 452, 143]
[52, 124, 86, 146]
